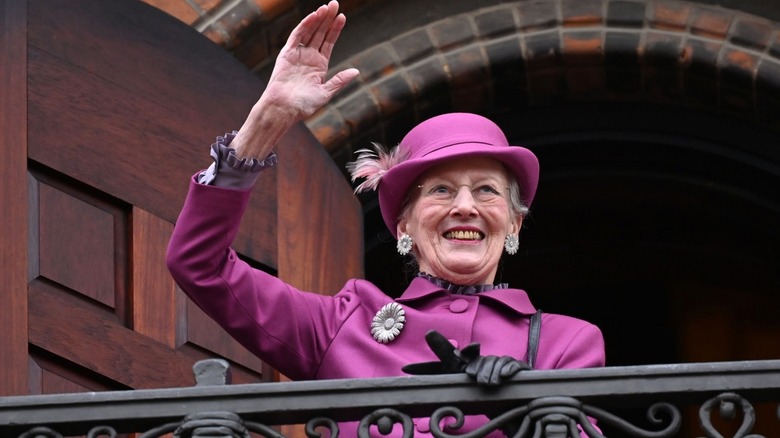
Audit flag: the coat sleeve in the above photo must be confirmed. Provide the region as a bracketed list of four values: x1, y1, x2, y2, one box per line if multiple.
[166, 176, 359, 380]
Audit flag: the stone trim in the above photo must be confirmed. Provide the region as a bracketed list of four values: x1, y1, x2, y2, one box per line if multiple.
[304, 0, 780, 163]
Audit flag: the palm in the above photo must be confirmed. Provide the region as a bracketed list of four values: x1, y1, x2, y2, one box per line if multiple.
[229, 1, 358, 159]
[264, 1, 358, 120]
[266, 47, 333, 117]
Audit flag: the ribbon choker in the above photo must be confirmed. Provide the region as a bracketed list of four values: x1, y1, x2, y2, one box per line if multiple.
[417, 272, 508, 296]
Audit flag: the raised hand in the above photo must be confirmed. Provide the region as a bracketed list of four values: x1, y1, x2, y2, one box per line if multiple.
[232, 0, 359, 160]
[265, 0, 360, 120]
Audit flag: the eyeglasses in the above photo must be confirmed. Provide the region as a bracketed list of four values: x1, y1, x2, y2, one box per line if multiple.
[417, 183, 509, 204]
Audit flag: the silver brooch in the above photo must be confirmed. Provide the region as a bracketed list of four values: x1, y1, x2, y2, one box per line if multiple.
[371, 302, 406, 343]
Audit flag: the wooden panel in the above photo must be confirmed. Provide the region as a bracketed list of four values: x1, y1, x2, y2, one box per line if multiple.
[132, 207, 267, 376]
[26, 0, 278, 270]
[38, 183, 116, 307]
[185, 298, 266, 373]
[20, 0, 278, 395]
[29, 278, 266, 389]
[41, 371, 90, 396]
[276, 124, 364, 292]
[232, 188, 280, 269]
[131, 207, 179, 347]
[29, 349, 122, 395]
[29, 280, 196, 389]
[37, 360, 93, 395]
[14, 0, 361, 405]
[0, 0, 29, 396]
[26, 0, 253, 127]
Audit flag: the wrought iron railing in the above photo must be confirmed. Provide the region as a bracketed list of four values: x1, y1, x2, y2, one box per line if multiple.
[1, 359, 779, 437]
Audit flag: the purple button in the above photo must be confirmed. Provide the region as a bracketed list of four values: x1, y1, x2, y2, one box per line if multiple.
[450, 298, 469, 313]
[448, 339, 459, 349]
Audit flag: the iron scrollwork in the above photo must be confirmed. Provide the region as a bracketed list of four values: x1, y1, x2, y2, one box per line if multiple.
[139, 411, 284, 438]
[698, 392, 765, 438]
[173, 411, 251, 438]
[306, 417, 339, 437]
[136, 410, 342, 438]
[86, 426, 117, 438]
[18, 427, 64, 438]
[18, 425, 117, 438]
[358, 408, 414, 438]
[425, 396, 681, 437]
[12, 391, 780, 438]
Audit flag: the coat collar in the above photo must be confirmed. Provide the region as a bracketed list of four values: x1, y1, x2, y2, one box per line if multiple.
[396, 276, 537, 316]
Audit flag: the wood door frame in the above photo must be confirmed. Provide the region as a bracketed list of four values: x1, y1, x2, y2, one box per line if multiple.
[0, 0, 29, 396]
[1, 0, 363, 400]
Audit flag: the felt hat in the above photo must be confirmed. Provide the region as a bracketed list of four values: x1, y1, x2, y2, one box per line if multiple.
[348, 112, 539, 237]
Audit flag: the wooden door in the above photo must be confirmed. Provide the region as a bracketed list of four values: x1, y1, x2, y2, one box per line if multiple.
[0, 0, 362, 397]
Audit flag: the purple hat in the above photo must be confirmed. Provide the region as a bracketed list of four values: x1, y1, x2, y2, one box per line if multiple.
[348, 113, 539, 237]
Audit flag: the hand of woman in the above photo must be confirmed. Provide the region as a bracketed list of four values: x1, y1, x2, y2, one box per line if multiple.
[464, 354, 530, 386]
[265, 0, 359, 120]
[402, 330, 530, 386]
[232, 0, 359, 159]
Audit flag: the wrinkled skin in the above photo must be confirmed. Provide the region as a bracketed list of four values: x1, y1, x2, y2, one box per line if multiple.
[230, 0, 359, 160]
[397, 157, 523, 286]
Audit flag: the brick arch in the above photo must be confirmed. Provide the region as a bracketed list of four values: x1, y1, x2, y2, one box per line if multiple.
[304, 0, 780, 165]
[299, 0, 780, 374]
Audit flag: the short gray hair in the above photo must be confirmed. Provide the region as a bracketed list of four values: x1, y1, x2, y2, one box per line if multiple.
[507, 174, 529, 217]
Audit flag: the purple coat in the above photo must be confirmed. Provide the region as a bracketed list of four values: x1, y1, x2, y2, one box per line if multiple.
[167, 177, 606, 436]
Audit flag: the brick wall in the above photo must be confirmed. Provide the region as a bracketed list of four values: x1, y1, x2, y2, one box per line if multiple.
[302, 0, 780, 168]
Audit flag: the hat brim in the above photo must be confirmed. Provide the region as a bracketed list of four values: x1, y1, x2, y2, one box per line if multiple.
[378, 143, 539, 238]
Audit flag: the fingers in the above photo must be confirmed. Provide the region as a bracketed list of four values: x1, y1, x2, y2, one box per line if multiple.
[319, 13, 346, 60]
[308, 1, 342, 51]
[284, 11, 315, 51]
[466, 355, 528, 386]
[291, 1, 342, 51]
[424, 330, 459, 365]
[464, 356, 484, 383]
[468, 355, 501, 385]
[487, 356, 507, 385]
[499, 357, 530, 377]
[323, 67, 360, 96]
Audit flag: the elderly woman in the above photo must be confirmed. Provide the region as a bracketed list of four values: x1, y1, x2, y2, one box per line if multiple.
[166, 1, 605, 436]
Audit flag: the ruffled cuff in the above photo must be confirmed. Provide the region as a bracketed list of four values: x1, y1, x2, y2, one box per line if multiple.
[197, 131, 278, 189]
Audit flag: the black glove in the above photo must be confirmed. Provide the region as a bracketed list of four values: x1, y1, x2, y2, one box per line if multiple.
[464, 354, 530, 386]
[402, 330, 530, 386]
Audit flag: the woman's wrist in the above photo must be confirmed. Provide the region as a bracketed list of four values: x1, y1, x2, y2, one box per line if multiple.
[197, 132, 277, 188]
[232, 94, 299, 159]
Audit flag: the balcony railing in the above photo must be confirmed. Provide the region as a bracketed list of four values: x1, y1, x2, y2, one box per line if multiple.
[1, 359, 779, 437]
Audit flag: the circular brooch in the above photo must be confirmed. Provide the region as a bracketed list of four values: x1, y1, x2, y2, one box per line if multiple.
[371, 302, 406, 344]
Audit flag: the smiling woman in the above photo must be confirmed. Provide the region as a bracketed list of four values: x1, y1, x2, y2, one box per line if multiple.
[400, 157, 519, 286]
[165, 1, 605, 436]
[348, 113, 537, 287]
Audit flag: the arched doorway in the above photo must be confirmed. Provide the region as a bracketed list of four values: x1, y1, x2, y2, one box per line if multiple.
[297, 0, 780, 367]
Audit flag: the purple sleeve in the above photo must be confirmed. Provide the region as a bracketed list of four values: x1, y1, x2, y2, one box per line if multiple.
[166, 177, 357, 380]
